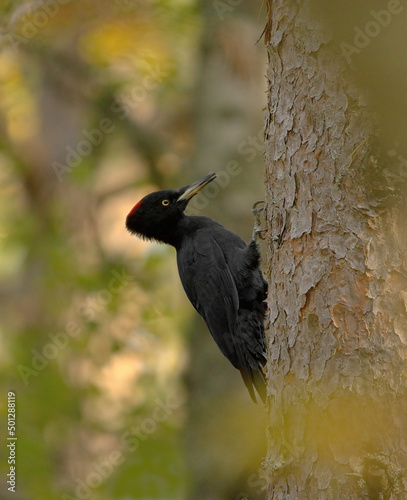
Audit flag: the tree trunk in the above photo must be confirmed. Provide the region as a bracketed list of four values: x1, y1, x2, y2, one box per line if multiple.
[264, 1, 407, 498]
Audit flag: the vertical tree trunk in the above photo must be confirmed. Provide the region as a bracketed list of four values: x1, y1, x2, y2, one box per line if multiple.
[264, 1, 407, 498]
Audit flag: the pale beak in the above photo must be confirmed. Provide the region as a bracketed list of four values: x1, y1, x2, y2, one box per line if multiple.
[177, 173, 217, 202]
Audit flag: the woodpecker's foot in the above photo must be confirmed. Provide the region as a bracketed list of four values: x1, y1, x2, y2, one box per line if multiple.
[252, 201, 266, 242]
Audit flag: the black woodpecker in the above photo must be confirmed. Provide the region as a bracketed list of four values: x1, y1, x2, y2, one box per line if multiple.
[126, 173, 268, 403]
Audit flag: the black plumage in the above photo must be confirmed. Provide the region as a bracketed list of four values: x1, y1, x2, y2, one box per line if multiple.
[126, 173, 268, 403]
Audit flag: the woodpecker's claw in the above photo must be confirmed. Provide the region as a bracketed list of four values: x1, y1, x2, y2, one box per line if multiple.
[252, 200, 265, 214]
[252, 201, 266, 242]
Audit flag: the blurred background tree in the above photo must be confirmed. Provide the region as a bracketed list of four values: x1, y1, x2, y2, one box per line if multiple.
[0, 1, 268, 499]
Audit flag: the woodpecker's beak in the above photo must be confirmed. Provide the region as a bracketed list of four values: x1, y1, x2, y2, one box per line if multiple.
[177, 173, 217, 202]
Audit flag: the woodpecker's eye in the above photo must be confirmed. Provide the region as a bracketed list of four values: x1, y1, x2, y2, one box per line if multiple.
[162, 199, 170, 206]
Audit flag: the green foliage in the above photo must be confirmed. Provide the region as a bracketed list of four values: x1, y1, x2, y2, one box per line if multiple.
[0, 2, 198, 498]
[0, 1, 267, 498]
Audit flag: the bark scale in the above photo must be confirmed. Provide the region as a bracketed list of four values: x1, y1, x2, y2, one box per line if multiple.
[264, 1, 407, 498]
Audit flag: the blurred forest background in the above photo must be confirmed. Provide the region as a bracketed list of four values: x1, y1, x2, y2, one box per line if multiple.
[0, 1, 268, 499]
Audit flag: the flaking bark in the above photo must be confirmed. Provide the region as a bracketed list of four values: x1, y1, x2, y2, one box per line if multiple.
[264, 1, 407, 498]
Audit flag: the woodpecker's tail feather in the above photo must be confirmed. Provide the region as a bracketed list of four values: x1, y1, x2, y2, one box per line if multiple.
[240, 368, 267, 404]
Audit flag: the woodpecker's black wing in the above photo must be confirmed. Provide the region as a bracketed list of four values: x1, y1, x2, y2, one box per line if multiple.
[176, 224, 266, 402]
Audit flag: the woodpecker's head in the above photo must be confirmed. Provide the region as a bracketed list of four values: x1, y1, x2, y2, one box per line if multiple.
[126, 173, 216, 244]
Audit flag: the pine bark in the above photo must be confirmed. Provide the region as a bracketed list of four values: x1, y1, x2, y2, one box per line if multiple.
[264, 1, 407, 498]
